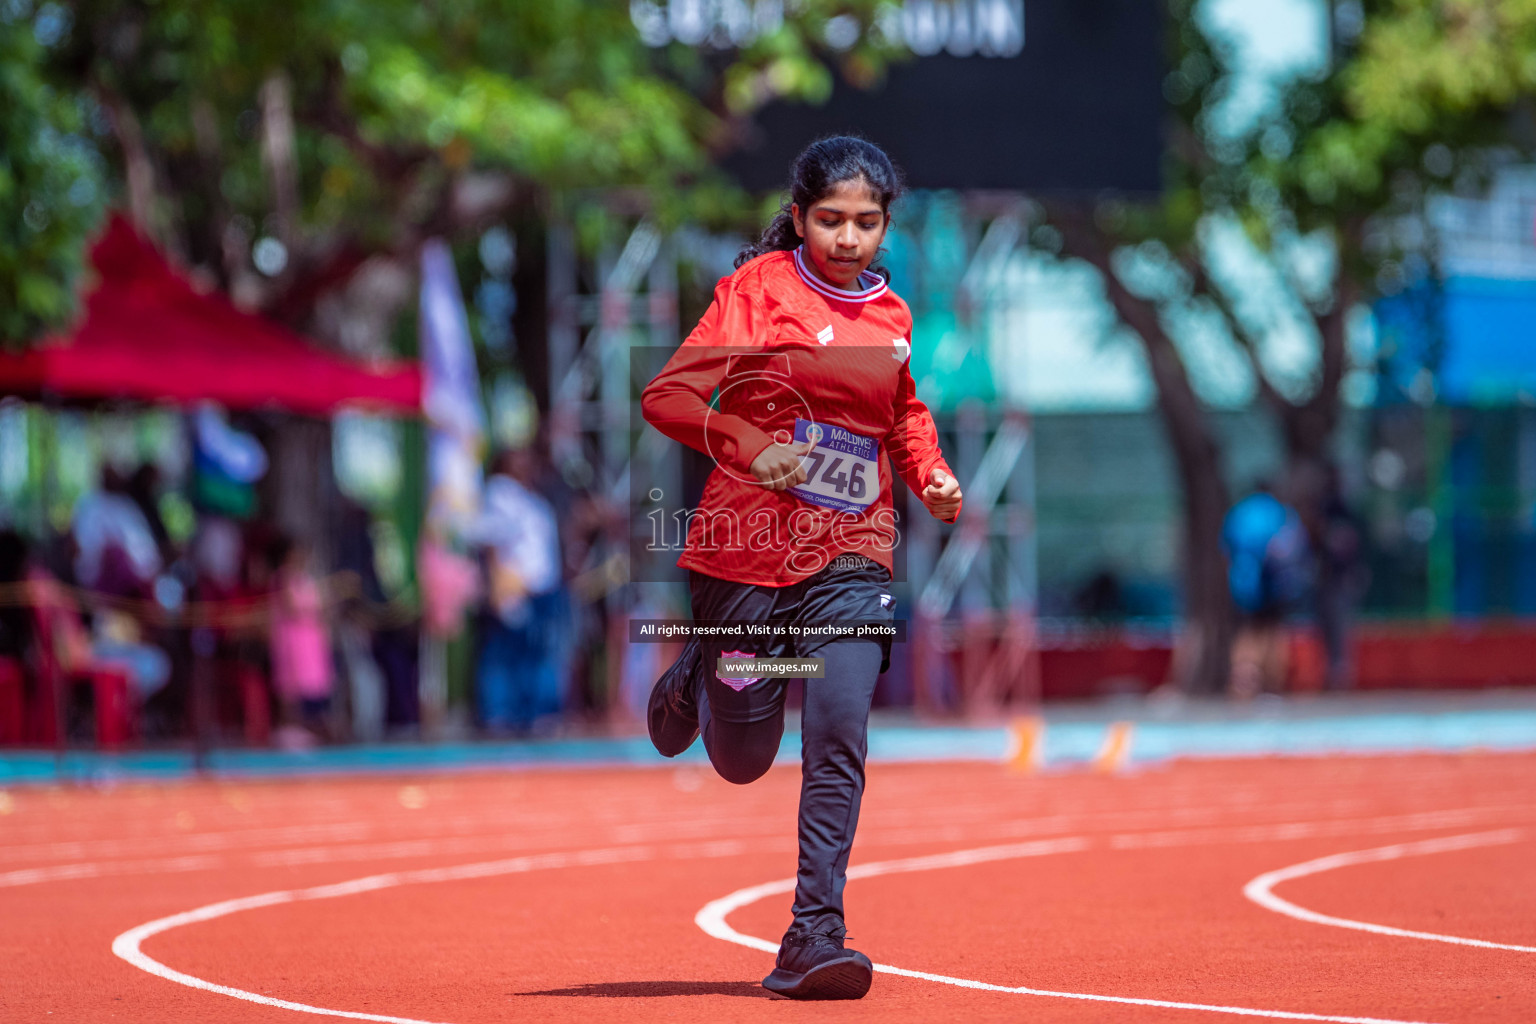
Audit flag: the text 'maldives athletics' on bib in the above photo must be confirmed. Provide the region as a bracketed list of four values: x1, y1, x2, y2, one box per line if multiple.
[788, 417, 879, 514]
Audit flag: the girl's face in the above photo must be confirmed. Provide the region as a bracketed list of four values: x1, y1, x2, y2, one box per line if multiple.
[791, 179, 889, 290]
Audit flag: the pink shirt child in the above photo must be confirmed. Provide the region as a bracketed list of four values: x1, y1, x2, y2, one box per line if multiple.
[270, 567, 333, 701]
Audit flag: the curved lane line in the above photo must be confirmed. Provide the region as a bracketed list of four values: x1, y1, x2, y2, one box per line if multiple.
[1243, 829, 1536, 952]
[111, 828, 1513, 1023]
[112, 846, 657, 1024]
[695, 837, 1444, 1024]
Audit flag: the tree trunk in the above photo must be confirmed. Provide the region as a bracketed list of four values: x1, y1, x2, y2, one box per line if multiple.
[1055, 211, 1234, 694]
[1276, 259, 1359, 688]
[1124, 295, 1233, 695]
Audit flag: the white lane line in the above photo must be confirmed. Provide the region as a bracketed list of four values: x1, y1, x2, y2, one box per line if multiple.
[0, 855, 222, 888]
[1243, 829, 1536, 952]
[862, 801, 1531, 848]
[1106, 807, 1533, 852]
[0, 821, 377, 863]
[27, 803, 1521, 892]
[112, 846, 657, 1023]
[693, 837, 1091, 956]
[21, 803, 1526, 891]
[696, 839, 1444, 1024]
[0, 804, 789, 863]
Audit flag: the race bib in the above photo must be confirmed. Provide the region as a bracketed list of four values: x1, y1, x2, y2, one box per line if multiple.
[788, 418, 878, 514]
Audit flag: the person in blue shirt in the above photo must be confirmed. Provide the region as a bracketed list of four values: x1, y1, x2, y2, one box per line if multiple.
[1222, 482, 1311, 697]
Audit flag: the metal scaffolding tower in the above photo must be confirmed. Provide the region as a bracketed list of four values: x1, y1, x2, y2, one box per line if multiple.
[907, 196, 1040, 718]
[545, 194, 1039, 719]
[547, 208, 681, 713]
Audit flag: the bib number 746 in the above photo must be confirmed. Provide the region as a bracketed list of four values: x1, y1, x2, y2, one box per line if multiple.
[800, 450, 867, 499]
[787, 418, 879, 514]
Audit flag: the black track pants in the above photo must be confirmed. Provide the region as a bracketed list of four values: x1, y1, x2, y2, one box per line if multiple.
[688, 555, 893, 937]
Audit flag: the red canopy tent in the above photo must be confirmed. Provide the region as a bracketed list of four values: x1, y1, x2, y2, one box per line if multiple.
[0, 216, 420, 415]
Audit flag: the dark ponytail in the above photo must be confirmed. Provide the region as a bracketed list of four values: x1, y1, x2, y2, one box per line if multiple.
[735, 136, 904, 269]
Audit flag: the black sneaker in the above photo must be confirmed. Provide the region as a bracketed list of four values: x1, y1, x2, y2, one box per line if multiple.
[647, 640, 701, 757]
[761, 930, 873, 1000]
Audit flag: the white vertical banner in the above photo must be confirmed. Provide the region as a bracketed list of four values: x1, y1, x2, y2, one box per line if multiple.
[420, 238, 486, 531]
[418, 239, 486, 735]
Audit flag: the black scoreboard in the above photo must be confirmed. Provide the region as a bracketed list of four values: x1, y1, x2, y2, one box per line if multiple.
[637, 0, 1164, 193]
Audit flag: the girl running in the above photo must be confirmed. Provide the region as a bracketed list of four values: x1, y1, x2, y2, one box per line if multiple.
[640, 136, 962, 1000]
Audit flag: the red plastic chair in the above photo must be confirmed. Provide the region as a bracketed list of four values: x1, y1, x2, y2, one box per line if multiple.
[238, 662, 270, 746]
[89, 667, 133, 748]
[0, 657, 23, 745]
[27, 573, 135, 750]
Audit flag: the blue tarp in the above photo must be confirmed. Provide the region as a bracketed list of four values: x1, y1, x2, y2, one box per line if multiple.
[1376, 276, 1536, 404]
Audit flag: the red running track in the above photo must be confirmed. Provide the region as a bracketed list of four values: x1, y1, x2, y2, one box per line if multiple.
[2, 753, 1533, 1023]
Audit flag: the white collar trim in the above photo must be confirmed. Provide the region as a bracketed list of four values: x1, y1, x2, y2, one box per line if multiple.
[792, 247, 888, 303]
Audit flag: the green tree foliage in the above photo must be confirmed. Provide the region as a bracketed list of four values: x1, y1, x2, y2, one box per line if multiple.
[1349, 0, 1536, 134]
[0, 4, 105, 344]
[5, 0, 891, 340]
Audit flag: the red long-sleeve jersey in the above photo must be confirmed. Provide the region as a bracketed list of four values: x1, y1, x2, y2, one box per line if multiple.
[640, 247, 959, 587]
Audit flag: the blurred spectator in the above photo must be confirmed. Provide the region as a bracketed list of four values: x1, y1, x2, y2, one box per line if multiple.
[1072, 569, 1126, 621]
[73, 467, 161, 595]
[1222, 482, 1311, 699]
[187, 515, 272, 745]
[72, 468, 171, 702]
[336, 498, 419, 740]
[268, 535, 334, 748]
[1311, 467, 1368, 691]
[126, 463, 174, 564]
[418, 526, 480, 640]
[0, 529, 32, 665]
[562, 490, 626, 718]
[467, 447, 562, 735]
[335, 499, 384, 740]
[192, 516, 245, 597]
[191, 405, 267, 520]
[0, 529, 28, 744]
